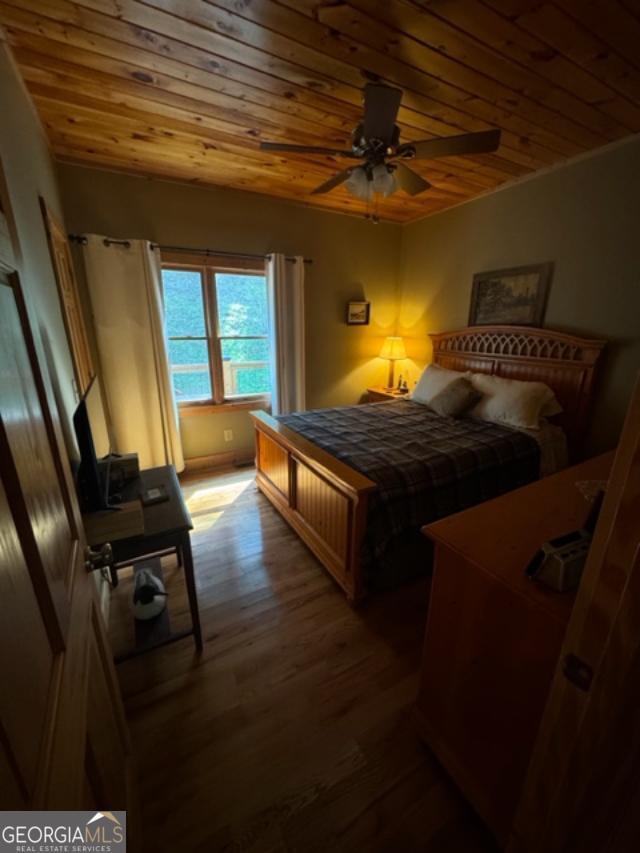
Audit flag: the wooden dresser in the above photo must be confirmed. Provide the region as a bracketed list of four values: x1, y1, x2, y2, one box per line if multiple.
[415, 453, 613, 845]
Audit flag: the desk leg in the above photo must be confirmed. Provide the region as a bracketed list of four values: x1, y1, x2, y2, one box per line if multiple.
[181, 532, 203, 652]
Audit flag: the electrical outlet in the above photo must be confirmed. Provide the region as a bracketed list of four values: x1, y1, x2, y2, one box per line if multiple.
[224, 429, 233, 443]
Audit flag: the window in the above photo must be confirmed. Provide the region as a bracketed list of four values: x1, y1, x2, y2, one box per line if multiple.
[161, 255, 270, 406]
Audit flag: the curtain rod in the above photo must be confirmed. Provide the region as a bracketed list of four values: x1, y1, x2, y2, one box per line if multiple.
[68, 234, 312, 264]
[156, 243, 312, 264]
[68, 234, 132, 248]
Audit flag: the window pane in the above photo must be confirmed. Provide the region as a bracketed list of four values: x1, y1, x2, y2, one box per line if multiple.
[162, 268, 205, 337]
[221, 338, 270, 396]
[168, 339, 211, 402]
[216, 274, 268, 337]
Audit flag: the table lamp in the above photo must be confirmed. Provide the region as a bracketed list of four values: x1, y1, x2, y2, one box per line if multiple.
[379, 336, 406, 390]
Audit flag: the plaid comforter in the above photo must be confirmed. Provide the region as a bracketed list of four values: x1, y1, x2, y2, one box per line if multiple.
[278, 400, 540, 577]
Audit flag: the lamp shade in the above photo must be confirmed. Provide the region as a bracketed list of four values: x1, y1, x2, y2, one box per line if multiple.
[371, 164, 398, 198]
[379, 336, 406, 361]
[345, 166, 373, 202]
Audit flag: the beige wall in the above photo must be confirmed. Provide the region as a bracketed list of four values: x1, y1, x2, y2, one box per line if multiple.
[0, 42, 76, 442]
[58, 164, 402, 460]
[399, 138, 640, 453]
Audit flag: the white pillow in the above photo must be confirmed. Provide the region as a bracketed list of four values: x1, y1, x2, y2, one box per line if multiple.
[470, 373, 561, 431]
[412, 364, 467, 406]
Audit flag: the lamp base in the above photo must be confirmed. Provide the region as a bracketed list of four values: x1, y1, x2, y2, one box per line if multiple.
[386, 360, 395, 390]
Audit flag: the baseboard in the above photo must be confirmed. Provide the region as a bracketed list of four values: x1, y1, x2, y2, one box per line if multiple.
[184, 449, 255, 472]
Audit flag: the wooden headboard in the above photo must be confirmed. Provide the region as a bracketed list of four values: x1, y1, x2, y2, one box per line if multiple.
[430, 325, 606, 456]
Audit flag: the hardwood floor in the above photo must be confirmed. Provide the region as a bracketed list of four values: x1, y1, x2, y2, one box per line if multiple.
[109, 467, 497, 852]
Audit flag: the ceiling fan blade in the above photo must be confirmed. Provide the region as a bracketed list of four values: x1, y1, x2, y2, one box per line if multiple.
[311, 169, 355, 195]
[363, 83, 402, 145]
[393, 163, 431, 196]
[400, 129, 501, 161]
[260, 141, 357, 157]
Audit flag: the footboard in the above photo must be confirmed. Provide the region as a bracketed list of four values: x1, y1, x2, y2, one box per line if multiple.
[250, 410, 377, 602]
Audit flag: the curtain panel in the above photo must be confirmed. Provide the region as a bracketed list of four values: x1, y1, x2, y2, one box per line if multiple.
[267, 253, 306, 416]
[82, 235, 184, 471]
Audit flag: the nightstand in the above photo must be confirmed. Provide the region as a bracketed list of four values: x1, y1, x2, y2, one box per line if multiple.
[366, 386, 409, 402]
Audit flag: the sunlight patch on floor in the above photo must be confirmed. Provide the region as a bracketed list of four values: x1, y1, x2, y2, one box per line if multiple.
[191, 510, 225, 533]
[186, 475, 253, 510]
[184, 472, 254, 534]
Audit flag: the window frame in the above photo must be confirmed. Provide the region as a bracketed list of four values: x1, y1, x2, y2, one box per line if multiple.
[161, 252, 270, 413]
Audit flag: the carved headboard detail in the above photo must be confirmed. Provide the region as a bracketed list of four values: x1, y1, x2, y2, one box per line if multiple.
[429, 325, 606, 457]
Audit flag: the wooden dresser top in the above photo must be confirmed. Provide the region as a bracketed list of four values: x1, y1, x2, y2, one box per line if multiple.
[423, 452, 614, 622]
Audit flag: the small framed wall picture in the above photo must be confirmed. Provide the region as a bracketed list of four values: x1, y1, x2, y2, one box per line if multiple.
[468, 262, 553, 327]
[346, 300, 370, 325]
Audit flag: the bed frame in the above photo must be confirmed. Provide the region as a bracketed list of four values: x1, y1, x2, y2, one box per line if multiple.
[251, 325, 605, 602]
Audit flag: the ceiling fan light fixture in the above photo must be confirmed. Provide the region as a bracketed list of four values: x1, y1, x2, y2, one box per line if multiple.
[345, 166, 373, 201]
[270, 83, 502, 202]
[372, 163, 397, 198]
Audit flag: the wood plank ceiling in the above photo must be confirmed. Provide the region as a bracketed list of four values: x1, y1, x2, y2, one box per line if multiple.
[2, 0, 640, 223]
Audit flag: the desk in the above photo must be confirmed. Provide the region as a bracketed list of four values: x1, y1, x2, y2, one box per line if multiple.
[86, 465, 202, 656]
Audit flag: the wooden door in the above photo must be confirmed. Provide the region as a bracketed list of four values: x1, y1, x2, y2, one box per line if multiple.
[0, 270, 131, 810]
[40, 198, 94, 396]
[510, 376, 640, 852]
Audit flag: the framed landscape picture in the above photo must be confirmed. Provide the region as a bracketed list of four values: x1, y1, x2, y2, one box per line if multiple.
[346, 300, 370, 325]
[469, 263, 553, 327]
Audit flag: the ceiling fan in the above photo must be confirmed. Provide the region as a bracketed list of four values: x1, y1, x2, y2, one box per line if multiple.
[260, 83, 501, 203]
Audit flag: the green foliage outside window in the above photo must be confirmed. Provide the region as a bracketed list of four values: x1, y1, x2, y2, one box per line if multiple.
[162, 268, 271, 400]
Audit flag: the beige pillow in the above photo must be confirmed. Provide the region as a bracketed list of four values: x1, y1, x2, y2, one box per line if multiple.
[541, 396, 564, 417]
[470, 373, 561, 430]
[412, 363, 467, 406]
[429, 377, 480, 418]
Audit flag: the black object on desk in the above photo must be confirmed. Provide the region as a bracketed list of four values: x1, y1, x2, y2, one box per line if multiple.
[103, 465, 202, 658]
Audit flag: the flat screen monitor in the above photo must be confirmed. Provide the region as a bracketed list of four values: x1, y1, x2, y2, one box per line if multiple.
[73, 375, 111, 511]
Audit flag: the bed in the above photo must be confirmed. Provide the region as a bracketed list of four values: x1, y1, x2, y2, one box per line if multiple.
[250, 326, 605, 602]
